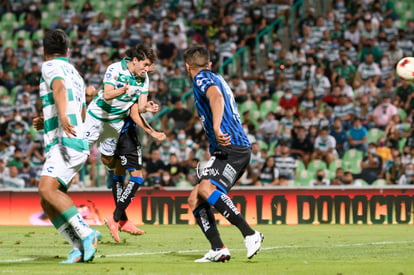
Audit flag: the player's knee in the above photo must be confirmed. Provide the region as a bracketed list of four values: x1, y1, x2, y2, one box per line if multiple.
[198, 179, 216, 200]
[101, 155, 114, 167]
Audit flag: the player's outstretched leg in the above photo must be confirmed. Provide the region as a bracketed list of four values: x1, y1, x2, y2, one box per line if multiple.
[206, 189, 264, 259]
[192, 202, 230, 263]
[115, 177, 145, 235]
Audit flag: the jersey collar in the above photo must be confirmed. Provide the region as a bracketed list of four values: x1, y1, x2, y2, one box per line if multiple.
[121, 57, 132, 70]
[52, 57, 69, 62]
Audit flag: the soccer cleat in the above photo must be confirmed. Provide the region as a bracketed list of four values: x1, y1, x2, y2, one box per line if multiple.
[194, 247, 231, 263]
[119, 220, 145, 235]
[60, 249, 83, 264]
[95, 230, 103, 241]
[104, 216, 120, 242]
[82, 230, 98, 262]
[244, 231, 264, 259]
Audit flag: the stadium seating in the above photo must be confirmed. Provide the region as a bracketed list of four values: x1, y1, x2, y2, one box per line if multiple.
[342, 149, 363, 174]
[367, 128, 384, 144]
[307, 159, 328, 178]
[328, 158, 343, 179]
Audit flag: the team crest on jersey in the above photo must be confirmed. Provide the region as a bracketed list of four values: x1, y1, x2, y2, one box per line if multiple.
[47, 166, 54, 173]
[120, 155, 127, 166]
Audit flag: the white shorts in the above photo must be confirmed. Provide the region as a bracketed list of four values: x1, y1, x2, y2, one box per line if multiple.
[41, 145, 88, 187]
[83, 114, 124, 156]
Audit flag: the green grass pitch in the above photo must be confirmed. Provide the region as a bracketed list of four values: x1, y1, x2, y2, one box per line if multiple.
[0, 225, 413, 275]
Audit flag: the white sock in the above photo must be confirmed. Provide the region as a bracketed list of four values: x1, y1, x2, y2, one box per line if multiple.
[68, 213, 93, 239]
[57, 222, 82, 249]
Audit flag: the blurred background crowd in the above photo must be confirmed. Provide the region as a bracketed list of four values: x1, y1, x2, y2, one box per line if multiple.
[0, 0, 414, 189]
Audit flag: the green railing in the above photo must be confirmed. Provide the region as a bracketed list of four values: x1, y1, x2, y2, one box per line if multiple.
[255, 17, 284, 63]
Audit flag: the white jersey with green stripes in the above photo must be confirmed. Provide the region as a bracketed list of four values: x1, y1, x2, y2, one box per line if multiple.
[86, 57, 149, 123]
[39, 57, 89, 154]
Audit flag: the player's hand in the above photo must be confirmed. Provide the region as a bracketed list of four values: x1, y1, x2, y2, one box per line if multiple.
[60, 116, 76, 138]
[145, 101, 159, 113]
[33, 116, 44, 130]
[151, 131, 167, 141]
[215, 130, 231, 146]
[85, 85, 97, 97]
[124, 80, 130, 96]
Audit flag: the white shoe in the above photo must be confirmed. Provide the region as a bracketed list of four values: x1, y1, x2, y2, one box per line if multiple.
[195, 247, 231, 263]
[244, 231, 264, 259]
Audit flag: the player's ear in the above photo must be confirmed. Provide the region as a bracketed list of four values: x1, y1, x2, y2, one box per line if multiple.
[185, 63, 190, 72]
[207, 61, 212, 69]
[66, 48, 70, 58]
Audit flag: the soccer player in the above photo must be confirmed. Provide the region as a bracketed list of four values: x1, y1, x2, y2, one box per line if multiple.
[83, 44, 162, 186]
[184, 46, 264, 263]
[37, 29, 98, 264]
[104, 114, 166, 242]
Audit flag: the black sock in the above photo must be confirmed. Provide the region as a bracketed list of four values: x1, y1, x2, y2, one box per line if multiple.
[113, 179, 141, 222]
[207, 190, 255, 238]
[194, 203, 224, 250]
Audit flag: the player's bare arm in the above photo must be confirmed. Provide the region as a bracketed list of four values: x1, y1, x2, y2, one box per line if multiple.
[206, 85, 231, 146]
[53, 78, 76, 137]
[130, 103, 166, 141]
[103, 82, 130, 100]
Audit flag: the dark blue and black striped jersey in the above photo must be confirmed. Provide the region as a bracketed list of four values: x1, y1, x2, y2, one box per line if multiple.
[192, 70, 251, 153]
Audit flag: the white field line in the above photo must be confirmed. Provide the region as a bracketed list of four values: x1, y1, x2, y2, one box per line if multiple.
[1, 240, 413, 264]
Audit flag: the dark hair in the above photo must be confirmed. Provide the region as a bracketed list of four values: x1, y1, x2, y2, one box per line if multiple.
[184, 46, 210, 68]
[43, 29, 69, 56]
[125, 44, 157, 63]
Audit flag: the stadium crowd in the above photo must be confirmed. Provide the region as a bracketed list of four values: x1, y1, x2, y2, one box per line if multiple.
[0, 0, 414, 189]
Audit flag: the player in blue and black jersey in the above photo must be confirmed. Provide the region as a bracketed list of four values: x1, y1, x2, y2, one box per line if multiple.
[104, 113, 166, 242]
[184, 46, 264, 263]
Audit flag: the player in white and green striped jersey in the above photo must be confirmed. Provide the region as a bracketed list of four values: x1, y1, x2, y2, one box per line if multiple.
[83, 44, 163, 172]
[37, 29, 99, 264]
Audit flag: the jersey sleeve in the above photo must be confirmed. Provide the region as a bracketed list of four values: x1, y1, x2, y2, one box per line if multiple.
[194, 71, 217, 95]
[103, 64, 117, 87]
[42, 61, 65, 89]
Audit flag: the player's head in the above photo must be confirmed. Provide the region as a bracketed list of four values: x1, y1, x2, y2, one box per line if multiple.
[184, 46, 212, 77]
[43, 29, 69, 58]
[125, 44, 157, 77]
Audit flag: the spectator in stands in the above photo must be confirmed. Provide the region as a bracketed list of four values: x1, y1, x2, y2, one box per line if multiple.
[164, 153, 184, 187]
[342, 171, 355, 185]
[398, 163, 414, 185]
[144, 149, 166, 188]
[229, 74, 248, 104]
[330, 117, 348, 157]
[310, 169, 330, 186]
[385, 152, 403, 185]
[257, 111, 278, 146]
[54, 0, 77, 34]
[2, 162, 25, 188]
[312, 65, 331, 100]
[279, 88, 298, 113]
[255, 156, 279, 186]
[331, 167, 345, 185]
[356, 53, 381, 86]
[249, 142, 264, 183]
[372, 94, 398, 130]
[166, 66, 189, 101]
[156, 33, 177, 70]
[290, 125, 313, 166]
[355, 142, 382, 185]
[312, 127, 337, 164]
[274, 142, 297, 186]
[348, 117, 368, 153]
[333, 94, 354, 131]
[20, 158, 37, 188]
[162, 99, 193, 134]
[395, 80, 414, 111]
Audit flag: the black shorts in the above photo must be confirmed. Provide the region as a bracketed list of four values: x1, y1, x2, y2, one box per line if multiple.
[115, 126, 142, 170]
[199, 145, 251, 193]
